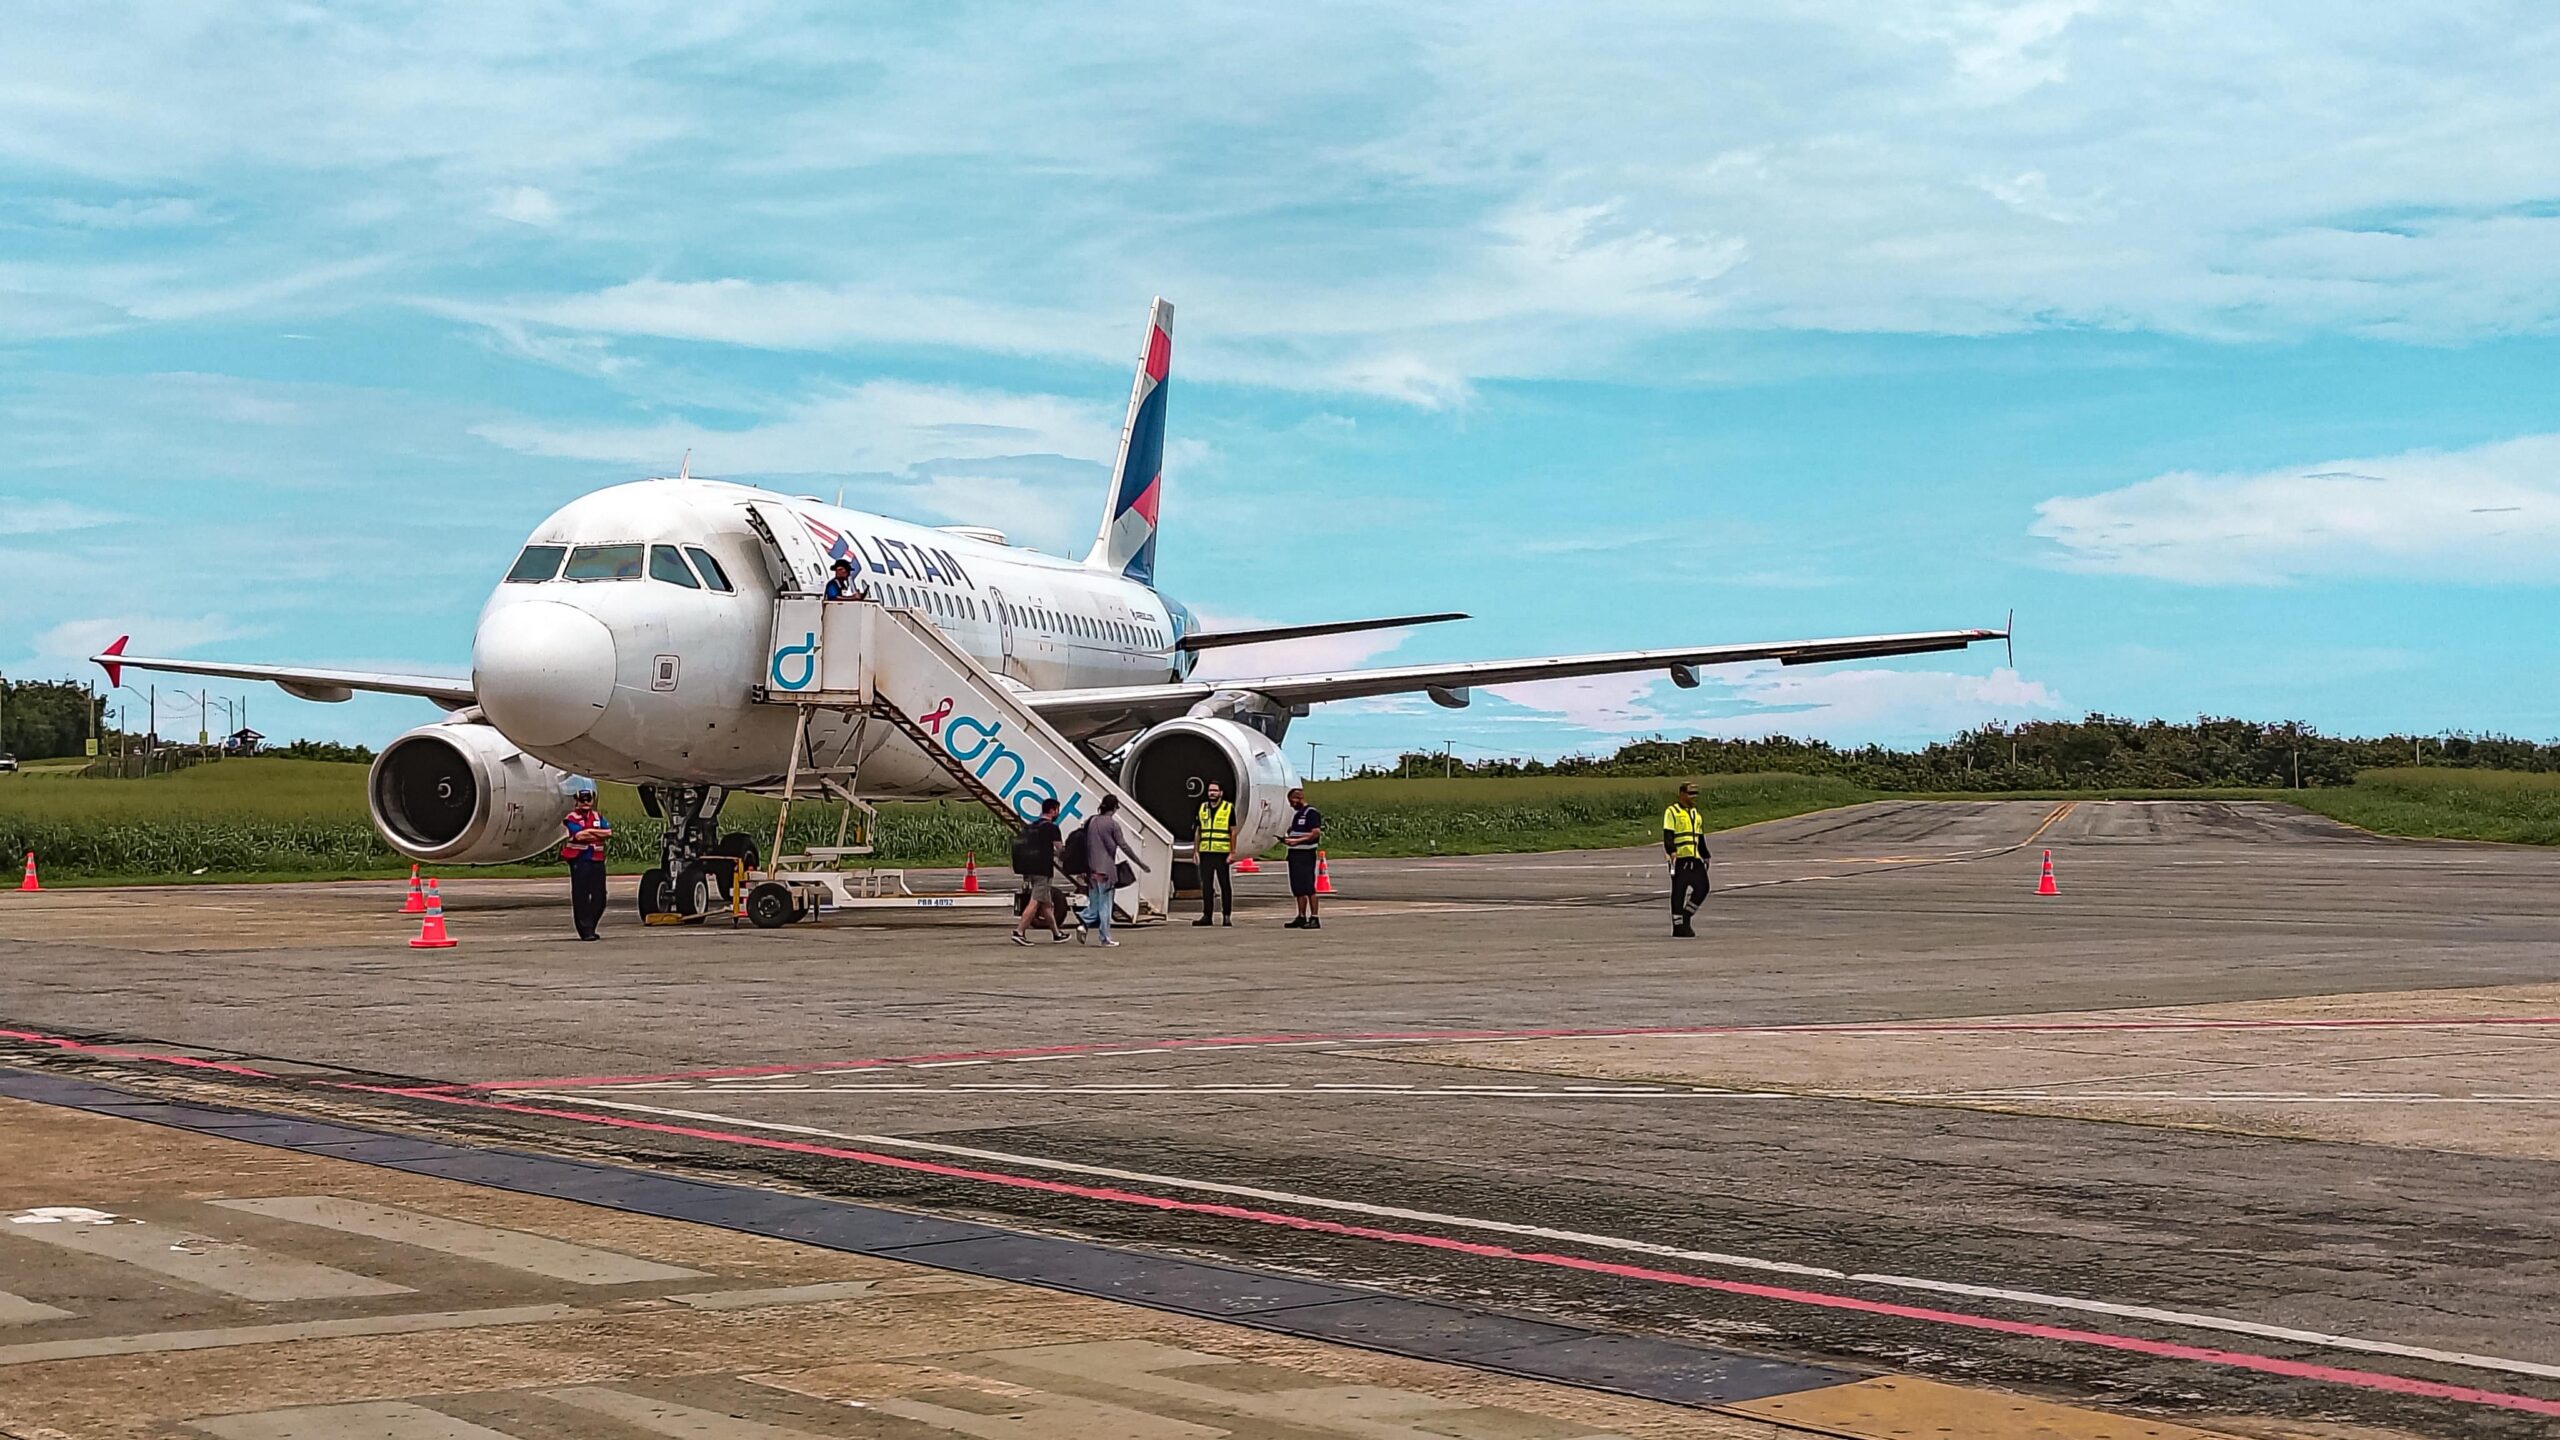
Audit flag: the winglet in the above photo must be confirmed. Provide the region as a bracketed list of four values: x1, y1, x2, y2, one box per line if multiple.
[94, 635, 129, 690]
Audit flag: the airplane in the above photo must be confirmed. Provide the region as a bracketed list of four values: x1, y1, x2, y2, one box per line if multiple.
[93, 299, 2007, 919]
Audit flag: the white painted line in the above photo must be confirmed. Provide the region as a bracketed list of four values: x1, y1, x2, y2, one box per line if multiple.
[526, 1091, 2560, 1385]
[213, 1197, 704, 1284]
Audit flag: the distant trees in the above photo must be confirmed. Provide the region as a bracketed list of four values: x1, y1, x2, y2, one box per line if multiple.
[0, 681, 105, 760]
[1359, 717, 2560, 791]
[272, 739, 376, 763]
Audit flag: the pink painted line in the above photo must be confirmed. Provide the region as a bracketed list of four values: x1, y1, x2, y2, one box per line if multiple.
[349, 1082, 2560, 1417]
[467, 1015, 2560, 1092]
[0, 1027, 272, 1077]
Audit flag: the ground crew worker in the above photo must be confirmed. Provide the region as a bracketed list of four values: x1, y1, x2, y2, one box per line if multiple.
[1283, 785, 1323, 930]
[1193, 781, 1235, 926]
[1664, 781, 1707, 937]
[562, 786, 612, 942]
[823, 557, 866, 600]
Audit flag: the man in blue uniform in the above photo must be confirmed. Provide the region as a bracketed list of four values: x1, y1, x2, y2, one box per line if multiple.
[1282, 785, 1323, 929]
[562, 786, 612, 941]
[823, 557, 866, 600]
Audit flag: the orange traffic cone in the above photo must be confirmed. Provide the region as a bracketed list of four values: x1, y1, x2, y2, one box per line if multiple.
[1313, 851, 1334, 895]
[961, 853, 981, 894]
[1235, 854, 1260, 874]
[409, 878, 456, 948]
[2036, 849, 2059, 897]
[18, 852, 39, 892]
[401, 864, 426, 913]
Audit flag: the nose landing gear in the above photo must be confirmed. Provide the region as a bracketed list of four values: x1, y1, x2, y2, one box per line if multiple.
[636, 783, 735, 922]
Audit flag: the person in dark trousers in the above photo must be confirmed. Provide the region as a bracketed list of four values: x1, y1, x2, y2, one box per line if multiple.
[823, 557, 866, 600]
[1663, 781, 1708, 937]
[1282, 785, 1323, 929]
[1010, 796, 1066, 947]
[561, 786, 613, 941]
[1193, 781, 1234, 926]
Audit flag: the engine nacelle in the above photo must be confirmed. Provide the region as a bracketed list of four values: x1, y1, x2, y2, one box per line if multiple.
[369, 722, 581, 864]
[1119, 717, 1299, 858]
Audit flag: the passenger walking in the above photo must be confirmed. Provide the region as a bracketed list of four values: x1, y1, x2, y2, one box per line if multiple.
[561, 786, 613, 942]
[1282, 785, 1323, 929]
[1664, 781, 1708, 937]
[1076, 794, 1147, 946]
[1193, 781, 1235, 926]
[1010, 797, 1066, 947]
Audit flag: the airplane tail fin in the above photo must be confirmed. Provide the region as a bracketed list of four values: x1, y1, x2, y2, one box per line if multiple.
[1085, 297, 1172, 588]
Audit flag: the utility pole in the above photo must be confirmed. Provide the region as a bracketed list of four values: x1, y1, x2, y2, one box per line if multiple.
[1308, 740, 1318, 782]
[1443, 740, 1454, 779]
[1335, 753, 1348, 781]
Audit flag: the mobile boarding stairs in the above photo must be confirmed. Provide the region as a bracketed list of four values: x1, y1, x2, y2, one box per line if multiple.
[742, 595, 1177, 929]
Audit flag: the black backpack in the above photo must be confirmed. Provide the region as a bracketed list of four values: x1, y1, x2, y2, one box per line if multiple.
[1061, 824, 1092, 877]
[1010, 825, 1050, 875]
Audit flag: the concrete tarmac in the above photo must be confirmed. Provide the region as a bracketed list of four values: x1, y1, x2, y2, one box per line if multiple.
[4, 798, 2558, 1437]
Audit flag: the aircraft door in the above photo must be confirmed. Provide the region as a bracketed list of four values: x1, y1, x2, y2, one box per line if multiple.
[742, 503, 832, 596]
[987, 586, 1017, 678]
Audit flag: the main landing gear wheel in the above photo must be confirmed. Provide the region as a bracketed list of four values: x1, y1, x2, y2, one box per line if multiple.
[746, 881, 797, 930]
[711, 833, 758, 901]
[637, 867, 672, 920]
[671, 864, 715, 917]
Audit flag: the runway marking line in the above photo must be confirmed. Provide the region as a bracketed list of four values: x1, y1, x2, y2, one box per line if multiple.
[457, 1014, 2560, 1092]
[330, 1082, 2560, 1415]
[0, 1027, 271, 1078]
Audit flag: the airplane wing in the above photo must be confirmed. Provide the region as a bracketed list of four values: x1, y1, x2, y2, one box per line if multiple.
[1030, 626, 2008, 729]
[92, 638, 474, 708]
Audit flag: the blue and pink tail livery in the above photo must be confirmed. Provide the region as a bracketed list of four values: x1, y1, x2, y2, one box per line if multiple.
[1087, 298, 1171, 588]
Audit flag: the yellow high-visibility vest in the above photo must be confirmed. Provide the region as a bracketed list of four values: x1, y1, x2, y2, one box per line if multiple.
[1196, 801, 1235, 853]
[1663, 803, 1705, 861]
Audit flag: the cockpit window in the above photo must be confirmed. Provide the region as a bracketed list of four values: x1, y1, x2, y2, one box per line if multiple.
[504, 544, 566, 583]
[684, 546, 734, 593]
[562, 543, 645, 580]
[648, 545, 701, 589]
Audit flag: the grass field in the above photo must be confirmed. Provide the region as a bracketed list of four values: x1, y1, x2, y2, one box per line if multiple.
[1303, 773, 1870, 856]
[0, 759, 1012, 884]
[4, 757, 2554, 885]
[2284, 767, 2560, 844]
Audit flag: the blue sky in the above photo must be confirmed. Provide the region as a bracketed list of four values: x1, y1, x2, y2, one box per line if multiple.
[6, 4, 2560, 772]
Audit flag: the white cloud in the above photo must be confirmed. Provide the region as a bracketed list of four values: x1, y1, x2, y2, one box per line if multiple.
[2032, 432, 2560, 584]
[1489, 664, 2062, 741]
[489, 186, 561, 227]
[38, 197, 202, 228]
[32, 615, 245, 664]
[0, 500, 118, 536]
[472, 380, 1116, 475]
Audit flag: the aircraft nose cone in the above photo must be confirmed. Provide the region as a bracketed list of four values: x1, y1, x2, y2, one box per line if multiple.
[474, 601, 617, 747]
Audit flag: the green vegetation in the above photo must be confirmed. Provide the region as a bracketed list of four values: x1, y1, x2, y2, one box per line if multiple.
[9, 749, 2560, 888]
[1302, 772, 1868, 856]
[0, 680, 107, 762]
[1371, 716, 2560, 791]
[2284, 768, 2560, 845]
[0, 758, 1010, 885]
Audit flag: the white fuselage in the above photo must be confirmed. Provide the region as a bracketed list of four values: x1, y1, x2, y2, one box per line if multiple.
[471, 478, 1194, 794]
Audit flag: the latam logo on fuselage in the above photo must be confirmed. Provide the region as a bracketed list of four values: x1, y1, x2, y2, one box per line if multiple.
[802, 516, 975, 589]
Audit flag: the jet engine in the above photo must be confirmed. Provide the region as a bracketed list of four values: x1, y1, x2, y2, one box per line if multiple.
[368, 722, 581, 864]
[1119, 717, 1299, 860]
